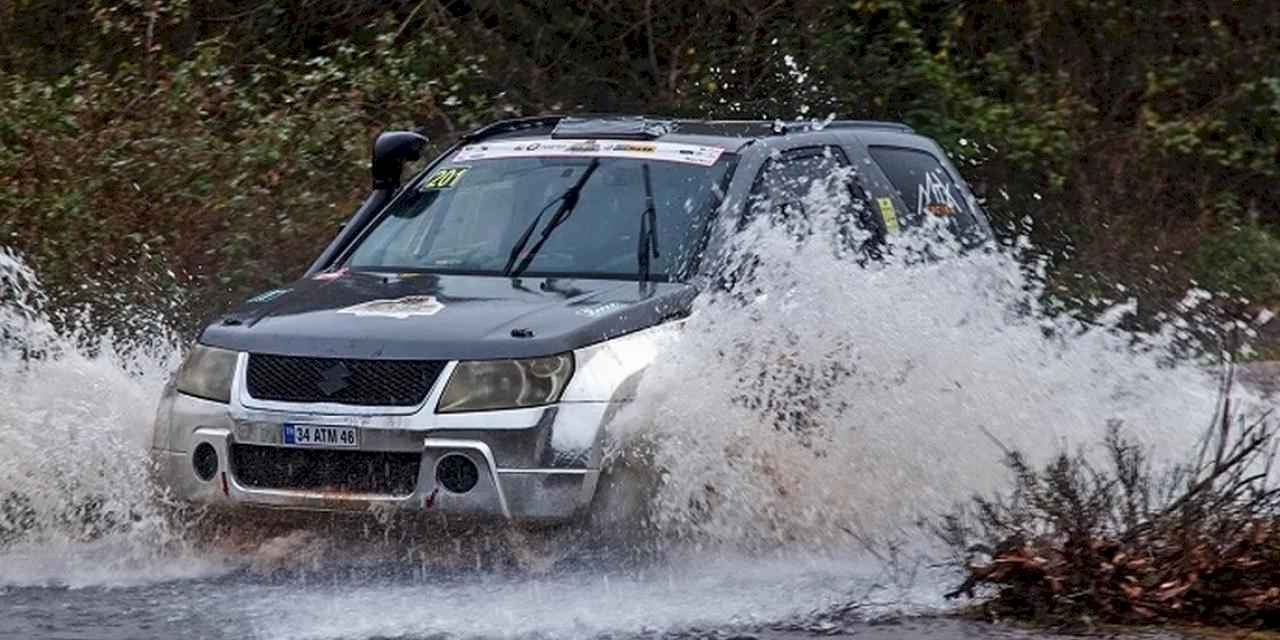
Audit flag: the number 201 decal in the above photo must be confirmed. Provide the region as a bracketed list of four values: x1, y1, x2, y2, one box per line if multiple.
[421, 166, 469, 190]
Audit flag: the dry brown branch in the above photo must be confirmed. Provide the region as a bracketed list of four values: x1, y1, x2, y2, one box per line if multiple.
[937, 364, 1280, 627]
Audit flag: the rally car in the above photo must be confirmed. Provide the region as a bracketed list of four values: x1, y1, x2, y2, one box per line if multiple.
[149, 115, 991, 524]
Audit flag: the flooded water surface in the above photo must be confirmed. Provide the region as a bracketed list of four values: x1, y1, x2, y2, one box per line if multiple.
[0, 208, 1266, 639]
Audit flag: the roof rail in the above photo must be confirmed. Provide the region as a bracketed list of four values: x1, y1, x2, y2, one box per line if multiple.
[668, 118, 914, 136]
[741, 119, 913, 134]
[806, 119, 913, 133]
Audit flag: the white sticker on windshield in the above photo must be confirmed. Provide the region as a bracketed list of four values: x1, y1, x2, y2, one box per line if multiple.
[452, 140, 725, 166]
[337, 295, 445, 319]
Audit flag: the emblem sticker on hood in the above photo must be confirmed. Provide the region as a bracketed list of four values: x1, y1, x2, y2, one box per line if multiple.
[337, 295, 446, 319]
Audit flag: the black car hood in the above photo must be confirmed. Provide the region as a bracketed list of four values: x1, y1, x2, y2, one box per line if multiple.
[200, 271, 696, 360]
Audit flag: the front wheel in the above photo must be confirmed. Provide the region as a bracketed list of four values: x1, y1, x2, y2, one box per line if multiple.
[582, 445, 662, 543]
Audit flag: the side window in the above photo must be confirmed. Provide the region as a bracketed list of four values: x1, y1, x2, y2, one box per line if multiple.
[744, 146, 877, 245]
[867, 146, 976, 231]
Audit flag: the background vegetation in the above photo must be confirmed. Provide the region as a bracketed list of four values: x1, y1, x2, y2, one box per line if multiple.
[0, 1, 1277, 334]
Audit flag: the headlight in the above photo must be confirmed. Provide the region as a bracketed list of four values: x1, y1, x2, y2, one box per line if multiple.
[175, 344, 238, 403]
[437, 353, 574, 413]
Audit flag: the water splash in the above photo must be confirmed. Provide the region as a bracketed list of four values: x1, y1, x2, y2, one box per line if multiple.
[0, 249, 223, 587]
[238, 549, 935, 640]
[0, 183, 1268, 629]
[610, 188, 1262, 549]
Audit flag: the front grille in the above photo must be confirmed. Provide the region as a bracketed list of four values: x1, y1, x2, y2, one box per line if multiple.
[230, 444, 422, 496]
[246, 354, 446, 406]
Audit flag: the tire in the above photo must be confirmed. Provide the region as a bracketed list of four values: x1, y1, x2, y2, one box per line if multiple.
[583, 446, 661, 544]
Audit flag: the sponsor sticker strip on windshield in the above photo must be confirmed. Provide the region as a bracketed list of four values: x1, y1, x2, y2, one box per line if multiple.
[452, 140, 725, 166]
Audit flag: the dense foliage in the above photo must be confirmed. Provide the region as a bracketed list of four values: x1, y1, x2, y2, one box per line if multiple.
[1, 1, 1277, 331]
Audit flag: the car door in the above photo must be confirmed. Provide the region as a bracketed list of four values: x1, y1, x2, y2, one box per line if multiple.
[707, 140, 883, 293]
[740, 143, 883, 255]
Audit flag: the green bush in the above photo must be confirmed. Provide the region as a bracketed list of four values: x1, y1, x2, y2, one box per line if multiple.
[0, 24, 503, 333]
[0, 0, 1276, 336]
[1195, 226, 1280, 306]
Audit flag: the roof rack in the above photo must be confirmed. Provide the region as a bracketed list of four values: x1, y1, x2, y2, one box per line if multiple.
[457, 114, 914, 143]
[458, 115, 564, 142]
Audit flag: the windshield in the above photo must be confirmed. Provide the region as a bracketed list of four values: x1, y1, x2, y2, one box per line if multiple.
[344, 144, 736, 282]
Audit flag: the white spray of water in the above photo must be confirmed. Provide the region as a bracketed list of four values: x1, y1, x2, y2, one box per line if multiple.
[611, 183, 1263, 549]
[0, 181, 1267, 627]
[0, 250, 231, 587]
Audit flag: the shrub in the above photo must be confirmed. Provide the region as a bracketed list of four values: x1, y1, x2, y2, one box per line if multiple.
[936, 366, 1280, 628]
[1, 0, 1277, 338]
[1195, 226, 1280, 308]
[0, 27, 501, 335]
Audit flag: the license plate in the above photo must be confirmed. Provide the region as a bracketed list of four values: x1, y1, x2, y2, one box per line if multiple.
[282, 424, 358, 448]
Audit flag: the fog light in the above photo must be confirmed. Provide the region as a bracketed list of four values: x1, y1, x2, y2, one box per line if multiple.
[192, 443, 219, 481]
[436, 454, 479, 494]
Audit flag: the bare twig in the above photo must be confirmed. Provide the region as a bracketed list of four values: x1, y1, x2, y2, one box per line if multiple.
[144, 0, 158, 84]
[392, 0, 431, 46]
[936, 369, 1280, 627]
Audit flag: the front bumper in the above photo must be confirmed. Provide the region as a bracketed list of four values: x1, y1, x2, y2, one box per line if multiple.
[151, 429, 599, 522]
[150, 355, 617, 524]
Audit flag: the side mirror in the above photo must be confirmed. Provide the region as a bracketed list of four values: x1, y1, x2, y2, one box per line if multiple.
[371, 131, 429, 189]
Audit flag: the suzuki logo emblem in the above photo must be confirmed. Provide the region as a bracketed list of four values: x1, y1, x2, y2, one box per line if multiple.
[316, 362, 352, 396]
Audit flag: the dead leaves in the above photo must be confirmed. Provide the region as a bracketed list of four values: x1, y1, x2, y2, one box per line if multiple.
[952, 513, 1280, 626]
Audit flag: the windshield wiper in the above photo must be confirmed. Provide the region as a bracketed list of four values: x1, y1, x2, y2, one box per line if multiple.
[504, 158, 601, 278]
[637, 162, 660, 283]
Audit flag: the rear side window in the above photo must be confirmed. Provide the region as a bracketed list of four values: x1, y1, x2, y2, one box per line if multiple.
[867, 146, 975, 230]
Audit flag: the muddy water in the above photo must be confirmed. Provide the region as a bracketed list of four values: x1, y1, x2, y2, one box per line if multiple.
[0, 563, 1180, 640]
[0, 204, 1269, 640]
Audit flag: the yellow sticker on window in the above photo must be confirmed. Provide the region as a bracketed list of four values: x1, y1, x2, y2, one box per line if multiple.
[877, 197, 900, 234]
[421, 166, 469, 190]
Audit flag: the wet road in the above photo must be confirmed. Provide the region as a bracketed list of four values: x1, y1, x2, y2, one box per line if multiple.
[0, 240, 1251, 640]
[0, 583, 1178, 640]
[0, 549, 1183, 640]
